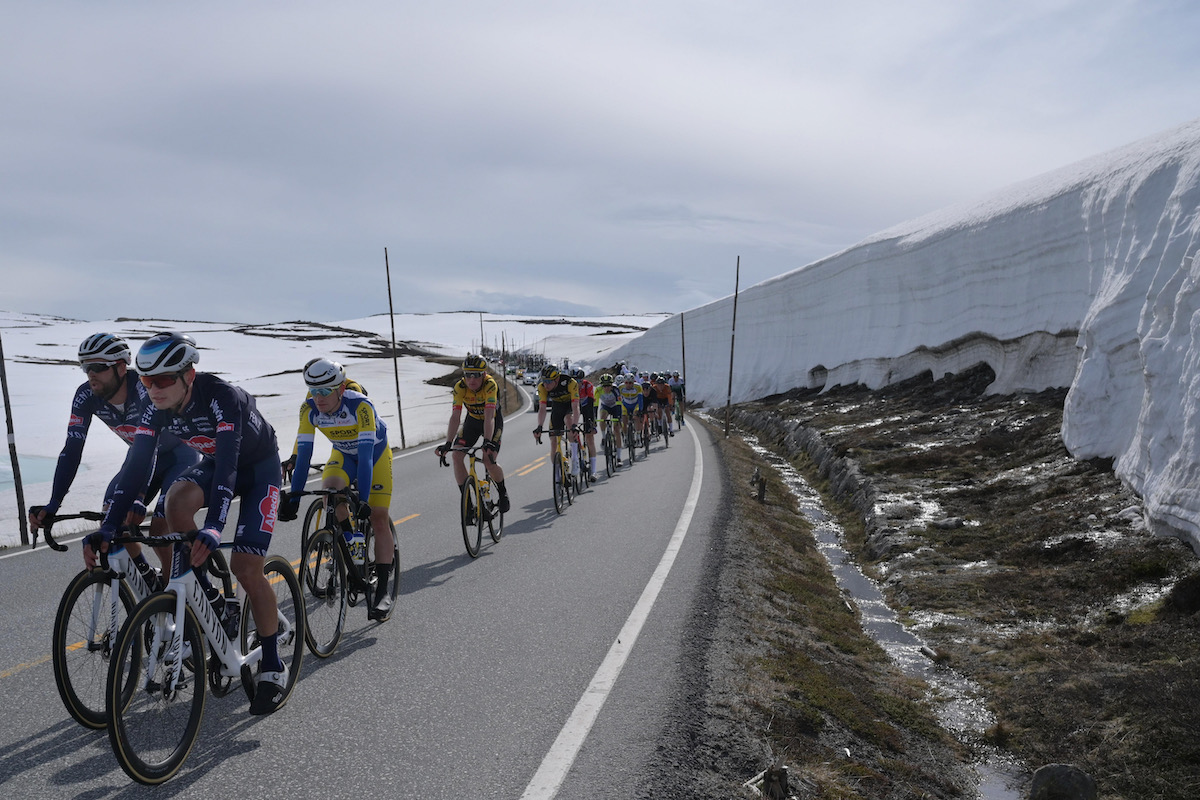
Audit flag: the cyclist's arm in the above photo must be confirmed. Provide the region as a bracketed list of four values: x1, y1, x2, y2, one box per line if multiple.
[355, 400, 378, 505]
[44, 388, 95, 514]
[98, 408, 159, 535]
[201, 383, 246, 535]
[290, 404, 317, 495]
[444, 405, 463, 445]
[483, 403, 496, 444]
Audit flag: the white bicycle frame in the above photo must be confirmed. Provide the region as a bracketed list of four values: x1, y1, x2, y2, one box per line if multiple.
[88, 545, 155, 655]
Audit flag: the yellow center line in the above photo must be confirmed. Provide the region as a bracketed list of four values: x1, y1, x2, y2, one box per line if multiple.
[517, 455, 549, 477]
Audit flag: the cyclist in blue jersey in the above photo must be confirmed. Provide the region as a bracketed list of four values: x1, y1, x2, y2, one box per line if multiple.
[87, 332, 290, 716]
[279, 358, 396, 620]
[29, 333, 203, 588]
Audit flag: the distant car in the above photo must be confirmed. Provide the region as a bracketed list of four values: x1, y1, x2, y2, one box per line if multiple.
[522, 372, 538, 385]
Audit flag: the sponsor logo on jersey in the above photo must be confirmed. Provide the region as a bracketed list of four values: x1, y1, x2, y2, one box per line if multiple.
[135, 425, 157, 438]
[185, 435, 217, 454]
[260, 485, 280, 533]
[113, 424, 139, 444]
[217, 421, 234, 434]
[69, 414, 84, 428]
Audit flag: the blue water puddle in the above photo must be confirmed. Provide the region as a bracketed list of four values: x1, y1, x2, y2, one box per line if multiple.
[0, 454, 60, 488]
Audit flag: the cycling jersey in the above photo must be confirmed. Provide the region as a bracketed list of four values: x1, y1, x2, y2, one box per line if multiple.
[46, 371, 198, 514]
[598, 385, 621, 410]
[617, 382, 644, 413]
[452, 375, 501, 420]
[291, 388, 389, 505]
[288, 379, 367, 457]
[577, 379, 595, 408]
[538, 377, 579, 406]
[100, 373, 280, 538]
[652, 383, 674, 405]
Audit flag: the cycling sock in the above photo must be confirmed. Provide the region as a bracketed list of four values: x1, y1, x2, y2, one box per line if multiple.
[589, 457, 597, 473]
[497, 480, 508, 497]
[260, 632, 283, 672]
[373, 562, 393, 598]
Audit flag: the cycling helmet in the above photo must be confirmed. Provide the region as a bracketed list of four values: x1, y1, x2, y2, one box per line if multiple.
[304, 358, 346, 390]
[136, 332, 199, 375]
[78, 333, 131, 364]
[462, 353, 487, 372]
[573, 368, 584, 379]
[599, 373, 614, 386]
[540, 364, 561, 382]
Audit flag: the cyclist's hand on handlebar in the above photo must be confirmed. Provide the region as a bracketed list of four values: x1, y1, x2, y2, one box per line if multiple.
[28, 505, 49, 532]
[482, 439, 499, 453]
[83, 529, 113, 569]
[533, 426, 543, 445]
[355, 504, 372, 526]
[435, 442, 452, 458]
[281, 454, 297, 482]
[277, 490, 299, 522]
[191, 528, 221, 568]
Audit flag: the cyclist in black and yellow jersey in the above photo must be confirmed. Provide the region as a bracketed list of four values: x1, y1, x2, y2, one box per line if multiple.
[532, 364, 581, 478]
[435, 354, 511, 513]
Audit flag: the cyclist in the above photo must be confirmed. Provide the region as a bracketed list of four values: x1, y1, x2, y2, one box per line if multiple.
[87, 332, 290, 716]
[668, 370, 685, 425]
[641, 375, 657, 443]
[596, 373, 625, 467]
[280, 358, 368, 482]
[29, 333, 203, 588]
[278, 358, 396, 620]
[652, 374, 675, 437]
[434, 354, 511, 514]
[573, 368, 598, 478]
[617, 373, 644, 451]
[532, 364, 580, 478]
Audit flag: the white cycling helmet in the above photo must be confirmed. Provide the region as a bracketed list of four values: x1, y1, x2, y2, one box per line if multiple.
[136, 332, 199, 375]
[304, 358, 346, 390]
[78, 333, 131, 365]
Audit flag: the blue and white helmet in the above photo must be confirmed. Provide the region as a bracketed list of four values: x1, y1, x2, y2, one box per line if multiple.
[78, 333, 131, 365]
[136, 332, 199, 376]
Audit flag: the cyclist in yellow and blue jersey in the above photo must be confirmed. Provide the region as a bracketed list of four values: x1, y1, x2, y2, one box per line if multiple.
[279, 358, 396, 620]
[596, 373, 626, 466]
[435, 354, 511, 513]
[533, 364, 581, 477]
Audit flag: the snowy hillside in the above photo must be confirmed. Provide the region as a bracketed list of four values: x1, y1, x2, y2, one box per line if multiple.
[603, 117, 1200, 550]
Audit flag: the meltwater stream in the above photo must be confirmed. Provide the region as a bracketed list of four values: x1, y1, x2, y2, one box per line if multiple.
[742, 434, 1024, 799]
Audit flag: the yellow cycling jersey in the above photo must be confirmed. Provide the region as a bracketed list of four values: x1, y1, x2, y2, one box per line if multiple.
[538, 377, 579, 405]
[452, 375, 500, 420]
[289, 379, 368, 456]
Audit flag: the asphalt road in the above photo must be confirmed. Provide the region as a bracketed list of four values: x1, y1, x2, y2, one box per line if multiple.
[0, 401, 726, 799]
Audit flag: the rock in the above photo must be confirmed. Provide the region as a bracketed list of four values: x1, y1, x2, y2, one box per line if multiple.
[1028, 763, 1097, 800]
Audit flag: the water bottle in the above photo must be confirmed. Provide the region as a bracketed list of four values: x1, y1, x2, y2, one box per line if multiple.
[346, 528, 366, 566]
[222, 599, 241, 641]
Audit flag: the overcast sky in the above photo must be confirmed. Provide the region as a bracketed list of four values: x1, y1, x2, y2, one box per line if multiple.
[3, 0, 1198, 323]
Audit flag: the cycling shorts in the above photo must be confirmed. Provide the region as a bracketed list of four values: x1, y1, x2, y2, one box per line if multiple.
[173, 454, 282, 557]
[580, 404, 597, 434]
[324, 446, 394, 509]
[457, 412, 504, 451]
[548, 402, 572, 432]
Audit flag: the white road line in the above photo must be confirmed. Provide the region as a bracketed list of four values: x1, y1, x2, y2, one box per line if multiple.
[520, 422, 705, 799]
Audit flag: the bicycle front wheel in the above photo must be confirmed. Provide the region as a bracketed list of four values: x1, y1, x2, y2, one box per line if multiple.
[552, 456, 565, 515]
[301, 498, 326, 551]
[485, 480, 503, 543]
[107, 594, 207, 786]
[53, 569, 138, 729]
[302, 529, 347, 657]
[604, 432, 614, 477]
[462, 477, 482, 557]
[244, 556, 305, 705]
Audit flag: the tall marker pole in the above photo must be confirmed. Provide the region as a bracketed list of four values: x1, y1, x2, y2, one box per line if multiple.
[679, 311, 687, 419]
[384, 247, 407, 448]
[0, 330, 30, 545]
[724, 256, 740, 437]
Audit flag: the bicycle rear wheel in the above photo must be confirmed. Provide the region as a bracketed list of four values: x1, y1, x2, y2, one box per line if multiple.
[107, 594, 206, 785]
[552, 453, 565, 514]
[301, 529, 347, 657]
[54, 569, 138, 729]
[244, 556, 304, 705]
[462, 477, 482, 557]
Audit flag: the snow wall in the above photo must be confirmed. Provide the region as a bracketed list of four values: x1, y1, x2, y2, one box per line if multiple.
[601, 117, 1200, 549]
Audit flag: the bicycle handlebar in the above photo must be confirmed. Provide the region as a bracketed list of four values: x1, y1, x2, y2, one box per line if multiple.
[28, 509, 106, 552]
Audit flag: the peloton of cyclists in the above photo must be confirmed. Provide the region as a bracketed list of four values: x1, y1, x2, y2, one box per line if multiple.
[279, 358, 397, 621]
[435, 354, 512, 514]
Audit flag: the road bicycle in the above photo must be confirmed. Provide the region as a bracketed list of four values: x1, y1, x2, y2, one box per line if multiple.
[536, 426, 575, 514]
[673, 395, 685, 428]
[439, 444, 504, 558]
[297, 487, 400, 657]
[621, 413, 639, 467]
[573, 426, 592, 493]
[599, 416, 618, 477]
[102, 529, 305, 785]
[36, 511, 176, 730]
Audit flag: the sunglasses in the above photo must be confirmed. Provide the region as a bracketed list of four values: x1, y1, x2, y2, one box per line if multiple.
[463, 371, 484, 379]
[82, 362, 114, 374]
[139, 372, 184, 389]
[311, 386, 340, 397]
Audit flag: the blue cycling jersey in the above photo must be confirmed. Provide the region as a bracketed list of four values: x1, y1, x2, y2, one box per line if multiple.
[46, 372, 191, 514]
[101, 373, 279, 536]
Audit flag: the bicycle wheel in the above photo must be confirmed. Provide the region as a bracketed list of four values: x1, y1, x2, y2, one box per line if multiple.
[552, 452, 565, 514]
[301, 498, 326, 551]
[53, 569, 138, 729]
[604, 430, 614, 477]
[106, 594, 206, 785]
[662, 418, 670, 449]
[301, 528, 347, 657]
[485, 480, 504, 542]
[461, 476, 482, 557]
[243, 556, 305, 705]
[564, 452, 575, 505]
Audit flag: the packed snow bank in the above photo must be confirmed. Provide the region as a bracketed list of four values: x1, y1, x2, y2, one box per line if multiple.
[605, 118, 1200, 550]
